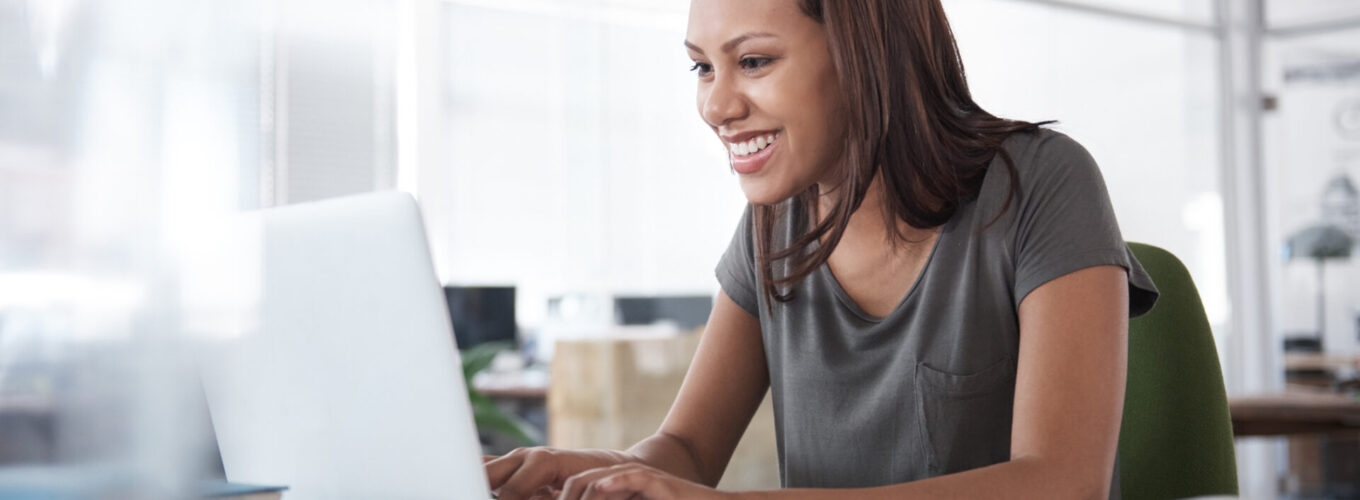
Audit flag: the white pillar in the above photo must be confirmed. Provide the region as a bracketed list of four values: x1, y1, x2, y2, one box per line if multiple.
[1217, 0, 1281, 497]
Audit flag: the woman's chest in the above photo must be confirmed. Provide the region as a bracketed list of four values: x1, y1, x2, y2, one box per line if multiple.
[763, 246, 1024, 485]
[763, 233, 1020, 374]
[823, 231, 939, 319]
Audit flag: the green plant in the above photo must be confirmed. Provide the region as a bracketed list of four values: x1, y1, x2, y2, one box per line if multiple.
[461, 342, 543, 446]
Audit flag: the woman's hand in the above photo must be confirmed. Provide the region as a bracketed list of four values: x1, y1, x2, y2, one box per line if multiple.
[484, 447, 634, 500]
[556, 463, 734, 500]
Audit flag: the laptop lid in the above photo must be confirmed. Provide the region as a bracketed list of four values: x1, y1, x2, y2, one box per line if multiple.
[198, 192, 489, 499]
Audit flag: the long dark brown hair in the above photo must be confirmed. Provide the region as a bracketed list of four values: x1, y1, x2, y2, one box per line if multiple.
[756, 0, 1053, 307]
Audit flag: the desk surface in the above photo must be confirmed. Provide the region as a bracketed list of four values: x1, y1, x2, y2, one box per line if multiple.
[476, 386, 548, 399]
[1284, 353, 1360, 372]
[1229, 389, 1360, 437]
[471, 367, 550, 400]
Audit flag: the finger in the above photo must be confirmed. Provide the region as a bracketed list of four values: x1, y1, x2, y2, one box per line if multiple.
[558, 468, 609, 500]
[484, 451, 525, 490]
[484, 455, 498, 463]
[497, 451, 561, 500]
[559, 465, 636, 500]
[593, 470, 671, 499]
[579, 465, 658, 500]
[526, 485, 558, 500]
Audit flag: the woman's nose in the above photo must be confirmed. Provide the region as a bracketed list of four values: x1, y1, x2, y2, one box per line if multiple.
[700, 75, 748, 128]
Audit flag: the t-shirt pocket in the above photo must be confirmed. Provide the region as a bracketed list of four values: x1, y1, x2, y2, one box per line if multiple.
[914, 356, 1016, 476]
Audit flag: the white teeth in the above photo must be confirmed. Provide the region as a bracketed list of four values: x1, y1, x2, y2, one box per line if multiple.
[731, 132, 779, 157]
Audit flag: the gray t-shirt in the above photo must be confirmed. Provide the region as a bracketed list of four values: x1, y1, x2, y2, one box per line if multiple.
[715, 128, 1158, 496]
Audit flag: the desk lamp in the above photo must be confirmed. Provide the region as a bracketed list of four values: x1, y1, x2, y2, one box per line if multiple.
[1284, 224, 1353, 349]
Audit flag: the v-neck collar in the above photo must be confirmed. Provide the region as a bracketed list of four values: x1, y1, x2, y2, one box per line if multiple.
[798, 197, 958, 324]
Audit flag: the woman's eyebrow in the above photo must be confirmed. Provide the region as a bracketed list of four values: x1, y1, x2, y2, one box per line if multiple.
[684, 32, 778, 55]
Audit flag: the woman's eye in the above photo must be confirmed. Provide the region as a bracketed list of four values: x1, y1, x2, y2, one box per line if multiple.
[689, 62, 712, 76]
[739, 57, 773, 71]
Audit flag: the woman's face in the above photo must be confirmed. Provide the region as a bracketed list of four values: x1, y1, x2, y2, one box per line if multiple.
[686, 0, 846, 205]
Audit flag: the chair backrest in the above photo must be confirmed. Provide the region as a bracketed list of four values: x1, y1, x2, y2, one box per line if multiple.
[1119, 243, 1238, 499]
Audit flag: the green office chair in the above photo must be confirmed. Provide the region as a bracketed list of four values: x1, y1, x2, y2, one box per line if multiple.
[1119, 243, 1239, 499]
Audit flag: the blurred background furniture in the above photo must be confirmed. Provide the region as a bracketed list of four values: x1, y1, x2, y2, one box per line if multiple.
[1232, 388, 1360, 499]
[547, 332, 779, 491]
[1230, 390, 1360, 437]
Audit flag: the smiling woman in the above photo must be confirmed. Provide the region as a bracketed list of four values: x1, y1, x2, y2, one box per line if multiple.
[482, 1, 1159, 499]
[683, 3, 846, 206]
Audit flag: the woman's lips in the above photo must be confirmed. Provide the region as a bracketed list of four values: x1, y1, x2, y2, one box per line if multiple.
[730, 133, 780, 175]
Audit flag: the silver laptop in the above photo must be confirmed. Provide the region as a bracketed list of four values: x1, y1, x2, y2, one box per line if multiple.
[198, 192, 491, 499]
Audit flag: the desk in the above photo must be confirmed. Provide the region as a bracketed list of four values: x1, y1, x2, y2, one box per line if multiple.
[471, 366, 549, 400]
[1284, 353, 1360, 372]
[1231, 388, 1360, 497]
[476, 386, 548, 400]
[1229, 390, 1360, 437]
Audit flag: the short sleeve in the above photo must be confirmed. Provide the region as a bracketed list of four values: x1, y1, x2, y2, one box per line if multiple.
[715, 204, 761, 318]
[1011, 132, 1159, 317]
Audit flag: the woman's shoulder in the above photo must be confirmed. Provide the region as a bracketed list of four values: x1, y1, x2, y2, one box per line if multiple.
[970, 127, 1111, 232]
[998, 127, 1101, 185]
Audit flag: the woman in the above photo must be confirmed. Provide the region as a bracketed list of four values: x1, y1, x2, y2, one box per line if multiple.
[484, 0, 1158, 498]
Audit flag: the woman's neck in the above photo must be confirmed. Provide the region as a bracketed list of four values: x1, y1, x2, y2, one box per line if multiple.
[816, 171, 935, 247]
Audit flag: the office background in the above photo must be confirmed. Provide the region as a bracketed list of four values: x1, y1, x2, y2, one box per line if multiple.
[0, 0, 1358, 497]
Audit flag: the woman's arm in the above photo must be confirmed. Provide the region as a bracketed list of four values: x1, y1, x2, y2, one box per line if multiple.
[579, 265, 1129, 500]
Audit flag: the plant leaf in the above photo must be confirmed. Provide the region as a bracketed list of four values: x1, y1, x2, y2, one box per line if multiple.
[460, 343, 539, 445]
[460, 342, 512, 381]
[470, 392, 543, 445]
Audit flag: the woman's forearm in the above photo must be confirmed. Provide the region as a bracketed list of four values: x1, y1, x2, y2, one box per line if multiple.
[741, 457, 1109, 500]
[626, 431, 718, 486]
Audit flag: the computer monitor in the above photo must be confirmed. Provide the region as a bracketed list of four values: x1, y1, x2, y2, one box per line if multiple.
[444, 286, 516, 349]
[613, 295, 713, 330]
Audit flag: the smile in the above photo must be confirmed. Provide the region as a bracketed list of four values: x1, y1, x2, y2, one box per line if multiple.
[726, 130, 781, 175]
[729, 131, 780, 157]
